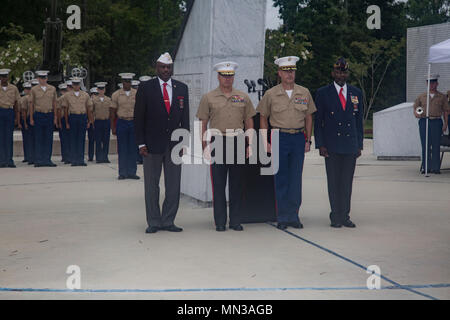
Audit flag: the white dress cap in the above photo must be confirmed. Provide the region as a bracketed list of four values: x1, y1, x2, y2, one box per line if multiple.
[95, 82, 107, 88]
[58, 83, 67, 90]
[90, 87, 98, 94]
[139, 76, 152, 82]
[119, 73, 135, 80]
[425, 73, 440, 81]
[213, 61, 238, 75]
[274, 56, 300, 70]
[157, 52, 173, 65]
[0, 69, 11, 76]
[23, 82, 32, 88]
[35, 70, 50, 77]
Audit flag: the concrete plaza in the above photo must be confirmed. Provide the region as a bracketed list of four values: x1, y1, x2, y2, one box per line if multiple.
[0, 140, 449, 300]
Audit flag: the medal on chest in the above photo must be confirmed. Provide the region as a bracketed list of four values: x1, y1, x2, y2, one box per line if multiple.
[351, 95, 359, 111]
[178, 96, 185, 109]
[294, 97, 308, 105]
[231, 95, 245, 103]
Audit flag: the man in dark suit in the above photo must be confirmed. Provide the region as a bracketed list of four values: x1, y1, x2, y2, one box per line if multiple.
[314, 58, 364, 229]
[134, 52, 190, 234]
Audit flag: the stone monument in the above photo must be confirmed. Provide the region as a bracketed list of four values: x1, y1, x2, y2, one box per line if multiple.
[173, 0, 267, 203]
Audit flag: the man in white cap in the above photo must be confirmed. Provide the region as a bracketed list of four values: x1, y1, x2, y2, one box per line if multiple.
[87, 87, 98, 161]
[257, 56, 316, 230]
[57, 83, 70, 164]
[0, 69, 21, 168]
[61, 77, 94, 166]
[413, 73, 449, 174]
[111, 73, 140, 179]
[92, 82, 112, 163]
[29, 70, 58, 167]
[197, 61, 256, 232]
[19, 82, 33, 164]
[135, 52, 190, 234]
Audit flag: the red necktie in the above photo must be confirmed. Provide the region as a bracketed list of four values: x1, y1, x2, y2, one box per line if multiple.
[163, 82, 171, 114]
[339, 87, 346, 111]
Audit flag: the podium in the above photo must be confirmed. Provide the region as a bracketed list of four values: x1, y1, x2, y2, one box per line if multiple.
[240, 114, 277, 223]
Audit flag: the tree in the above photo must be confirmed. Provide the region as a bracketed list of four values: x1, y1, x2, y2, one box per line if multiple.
[349, 37, 405, 123]
[0, 24, 42, 85]
[406, 0, 450, 27]
[273, 0, 408, 113]
[264, 29, 312, 87]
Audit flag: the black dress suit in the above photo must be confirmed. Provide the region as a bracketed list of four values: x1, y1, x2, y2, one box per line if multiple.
[134, 78, 190, 153]
[314, 83, 364, 225]
[134, 78, 190, 229]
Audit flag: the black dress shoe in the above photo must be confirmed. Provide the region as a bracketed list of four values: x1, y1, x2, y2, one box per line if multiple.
[88, 159, 94, 162]
[216, 226, 226, 232]
[34, 164, 44, 167]
[0, 164, 7, 168]
[289, 221, 304, 229]
[22, 160, 28, 163]
[433, 171, 441, 174]
[28, 162, 34, 165]
[118, 175, 126, 180]
[46, 162, 57, 167]
[104, 160, 111, 164]
[163, 225, 183, 232]
[229, 225, 244, 231]
[330, 222, 343, 228]
[342, 220, 356, 228]
[7, 164, 16, 168]
[127, 175, 140, 180]
[145, 226, 159, 234]
[277, 223, 288, 230]
[79, 163, 87, 167]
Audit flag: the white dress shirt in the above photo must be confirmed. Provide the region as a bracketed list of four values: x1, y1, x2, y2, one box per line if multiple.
[158, 77, 173, 105]
[334, 82, 347, 99]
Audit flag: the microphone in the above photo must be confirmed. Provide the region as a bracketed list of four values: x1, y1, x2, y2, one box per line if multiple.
[244, 79, 252, 93]
[258, 78, 268, 89]
[250, 80, 256, 92]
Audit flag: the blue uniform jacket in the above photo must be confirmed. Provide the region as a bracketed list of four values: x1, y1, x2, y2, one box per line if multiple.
[314, 83, 364, 154]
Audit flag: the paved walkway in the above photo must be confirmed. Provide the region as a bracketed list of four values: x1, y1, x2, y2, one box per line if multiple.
[0, 140, 449, 299]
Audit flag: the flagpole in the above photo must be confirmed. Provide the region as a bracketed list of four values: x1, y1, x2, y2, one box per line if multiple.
[425, 63, 431, 177]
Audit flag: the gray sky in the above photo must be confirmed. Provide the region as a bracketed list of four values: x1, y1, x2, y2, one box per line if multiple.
[266, 0, 283, 30]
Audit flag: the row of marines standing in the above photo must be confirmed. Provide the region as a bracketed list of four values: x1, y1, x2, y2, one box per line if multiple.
[0, 68, 151, 180]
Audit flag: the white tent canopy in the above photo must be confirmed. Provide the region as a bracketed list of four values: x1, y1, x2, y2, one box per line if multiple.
[423, 38, 450, 176]
[428, 39, 450, 63]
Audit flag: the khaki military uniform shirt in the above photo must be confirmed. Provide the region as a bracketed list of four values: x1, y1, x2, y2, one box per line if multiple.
[413, 91, 449, 118]
[30, 85, 57, 113]
[61, 91, 93, 115]
[196, 87, 256, 133]
[257, 84, 316, 129]
[111, 89, 137, 119]
[19, 95, 31, 114]
[0, 84, 20, 109]
[92, 95, 112, 120]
